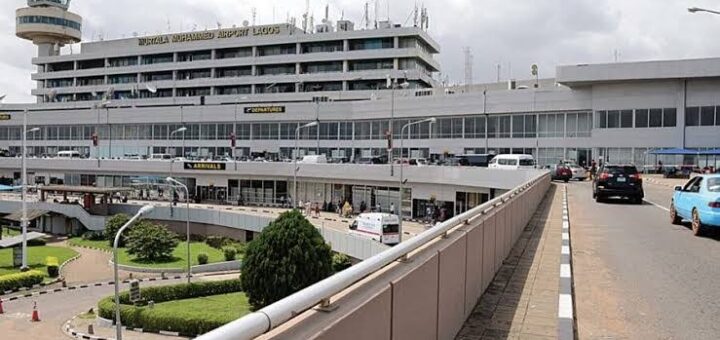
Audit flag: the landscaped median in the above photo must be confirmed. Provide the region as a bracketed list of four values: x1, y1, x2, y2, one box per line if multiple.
[97, 279, 248, 337]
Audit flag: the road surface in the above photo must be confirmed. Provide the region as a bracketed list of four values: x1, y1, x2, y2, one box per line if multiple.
[569, 180, 720, 339]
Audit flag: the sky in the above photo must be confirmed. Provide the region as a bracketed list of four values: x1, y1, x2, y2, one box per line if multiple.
[2, 0, 720, 103]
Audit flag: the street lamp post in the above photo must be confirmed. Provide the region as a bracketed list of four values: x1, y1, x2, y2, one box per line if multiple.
[387, 75, 409, 176]
[113, 205, 154, 340]
[294, 121, 319, 207]
[688, 7, 720, 15]
[166, 177, 191, 284]
[170, 126, 187, 158]
[398, 118, 436, 241]
[20, 110, 40, 271]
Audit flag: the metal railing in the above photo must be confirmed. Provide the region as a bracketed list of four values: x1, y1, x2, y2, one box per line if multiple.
[196, 171, 549, 340]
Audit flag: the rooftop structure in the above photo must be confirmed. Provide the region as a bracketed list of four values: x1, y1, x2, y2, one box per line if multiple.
[16, 0, 82, 57]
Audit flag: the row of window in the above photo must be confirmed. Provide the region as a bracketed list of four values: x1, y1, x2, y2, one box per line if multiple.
[595, 108, 677, 129]
[43, 37, 428, 72]
[17, 15, 81, 30]
[1, 112, 592, 142]
[685, 106, 720, 127]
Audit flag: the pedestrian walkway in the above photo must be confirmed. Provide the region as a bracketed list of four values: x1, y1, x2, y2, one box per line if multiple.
[643, 174, 694, 189]
[58, 241, 156, 284]
[456, 184, 563, 340]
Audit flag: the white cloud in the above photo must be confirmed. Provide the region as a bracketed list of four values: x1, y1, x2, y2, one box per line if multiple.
[2, 0, 720, 103]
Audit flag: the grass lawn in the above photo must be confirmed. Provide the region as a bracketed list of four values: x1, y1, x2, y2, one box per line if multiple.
[68, 238, 228, 269]
[1, 228, 21, 238]
[0, 246, 78, 277]
[146, 292, 250, 323]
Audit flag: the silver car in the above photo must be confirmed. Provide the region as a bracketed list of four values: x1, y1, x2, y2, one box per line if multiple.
[568, 164, 588, 181]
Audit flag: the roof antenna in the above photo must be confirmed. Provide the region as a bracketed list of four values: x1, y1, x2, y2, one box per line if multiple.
[252, 7, 257, 26]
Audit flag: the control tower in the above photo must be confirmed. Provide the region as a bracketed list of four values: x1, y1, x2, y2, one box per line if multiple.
[16, 0, 82, 57]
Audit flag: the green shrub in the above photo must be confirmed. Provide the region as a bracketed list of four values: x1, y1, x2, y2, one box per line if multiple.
[242, 210, 333, 310]
[0, 270, 44, 291]
[97, 279, 243, 336]
[27, 238, 47, 247]
[105, 214, 130, 247]
[126, 221, 179, 261]
[332, 253, 352, 272]
[82, 231, 105, 241]
[197, 253, 209, 265]
[223, 247, 237, 261]
[47, 265, 59, 278]
[205, 236, 233, 249]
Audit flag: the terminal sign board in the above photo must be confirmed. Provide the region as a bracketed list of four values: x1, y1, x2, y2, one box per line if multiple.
[138, 25, 283, 46]
[184, 162, 226, 171]
[0, 114, 11, 121]
[244, 106, 286, 114]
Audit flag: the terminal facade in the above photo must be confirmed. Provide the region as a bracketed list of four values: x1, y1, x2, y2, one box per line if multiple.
[1, 1, 719, 215]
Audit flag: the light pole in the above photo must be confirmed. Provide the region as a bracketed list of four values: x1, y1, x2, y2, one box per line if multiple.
[170, 126, 187, 158]
[688, 7, 720, 15]
[294, 121, 319, 207]
[387, 74, 409, 175]
[399, 118, 435, 241]
[113, 205, 154, 340]
[20, 109, 40, 271]
[166, 177, 191, 284]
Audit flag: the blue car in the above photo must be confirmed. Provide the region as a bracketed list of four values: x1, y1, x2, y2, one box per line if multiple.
[670, 174, 720, 236]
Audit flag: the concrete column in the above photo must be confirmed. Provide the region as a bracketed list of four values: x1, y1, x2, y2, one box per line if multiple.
[394, 36, 400, 49]
[343, 39, 349, 51]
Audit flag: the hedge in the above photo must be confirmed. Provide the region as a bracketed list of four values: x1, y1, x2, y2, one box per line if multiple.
[98, 279, 243, 336]
[0, 270, 45, 292]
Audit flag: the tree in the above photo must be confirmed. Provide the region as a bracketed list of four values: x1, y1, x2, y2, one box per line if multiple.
[104, 213, 130, 247]
[125, 221, 179, 261]
[241, 210, 333, 310]
[332, 253, 352, 272]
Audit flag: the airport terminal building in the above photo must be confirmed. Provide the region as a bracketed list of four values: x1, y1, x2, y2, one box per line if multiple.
[1, 0, 719, 214]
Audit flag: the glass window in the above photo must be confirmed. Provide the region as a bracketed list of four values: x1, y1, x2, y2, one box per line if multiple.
[566, 113, 578, 137]
[512, 115, 524, 138]
[349, 38, 393, 50]
[280, 123, 298, 140]
[487, 116, 497, 138]
[236, 123, 251, 140]
[700, 106, 715, 126]
[464, 116, 486, 139]
[649, 109, 663, 127]
[663, 108, 677, 127]
[498, 116, 511, 138]
[620, 110, 633, 128]
[525, 115, 537, 138]
[595, 111, 607, 129]
[348, 59, 394, 71]
[685, 107, 700, 126]
[635, 109, 649, 128]
[339, 122, 353, 140]
[607, 110, 620, 128]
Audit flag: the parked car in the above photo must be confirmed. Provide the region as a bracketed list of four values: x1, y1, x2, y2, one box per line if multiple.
[593, 164, 644, 204]
[547, 164, 572, 182]
[562, 161, 588, 181]
[670, 174, 720, 236]
[488, 154, 536, 170]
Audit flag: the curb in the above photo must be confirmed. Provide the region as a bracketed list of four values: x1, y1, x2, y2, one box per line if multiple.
[59, 253, 83, 276]
[1, 275, 185, 304]
[66, 314, 188, 340]
[558, 185, 577, 340]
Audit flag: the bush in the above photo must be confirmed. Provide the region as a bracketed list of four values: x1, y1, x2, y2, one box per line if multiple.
[223, 247, 237, 261]
[126, 221, 179, 261]
[205, 236, 234, 249]
[241, 210, 333, 310]
[47, 265, 59, 278]
[105, 213, 130, 247]
[97, 279, 243, 336]
[197, 253, 209, 265]
[27, 238, 47, 247]
[0, 270, 44, 292]
[332, 253, 352, 272]
[82, 231, 105, 241]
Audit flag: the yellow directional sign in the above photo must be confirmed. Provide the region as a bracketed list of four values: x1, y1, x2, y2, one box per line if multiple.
[0, 114, 11, 121]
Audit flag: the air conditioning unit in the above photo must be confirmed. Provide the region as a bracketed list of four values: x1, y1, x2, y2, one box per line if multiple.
[337, 20, 354, 31]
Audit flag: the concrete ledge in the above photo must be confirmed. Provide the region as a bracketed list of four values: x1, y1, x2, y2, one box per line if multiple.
[109, 260, 242, 274]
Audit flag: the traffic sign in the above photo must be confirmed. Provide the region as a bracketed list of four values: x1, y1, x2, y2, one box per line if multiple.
[129, 279, 141, 302]
[0, 114, 11, 121]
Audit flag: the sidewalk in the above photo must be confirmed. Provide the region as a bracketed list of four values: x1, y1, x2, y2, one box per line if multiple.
[643, 174, 693, 189]
[456, 184, 563, 340]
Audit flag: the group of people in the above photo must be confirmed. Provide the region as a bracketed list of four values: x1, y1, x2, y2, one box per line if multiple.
[295, 199, 397, 219]
[424, 205, 448, 225]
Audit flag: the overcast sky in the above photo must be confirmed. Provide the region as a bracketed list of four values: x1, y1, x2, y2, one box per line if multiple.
[2, 0, 720, 103]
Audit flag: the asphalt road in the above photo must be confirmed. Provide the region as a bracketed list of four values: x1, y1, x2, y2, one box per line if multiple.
[569, 180, 720, 340]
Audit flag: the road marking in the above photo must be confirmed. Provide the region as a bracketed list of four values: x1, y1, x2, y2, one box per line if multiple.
[558, 293, 574, 318]
[561, 245, 570, 254]
[560, 264, 572, 278]
[643, 199, 670, 212]
[562, 232, 569, 240]
[562, 221, 569, 229]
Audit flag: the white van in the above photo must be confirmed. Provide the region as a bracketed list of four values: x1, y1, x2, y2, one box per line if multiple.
[150, 153, 173, 160]
[488, 154, 536, 170]
[301, 155, 328, 164]
[57, 150, 81, 159]
[349, 213, 400, 245]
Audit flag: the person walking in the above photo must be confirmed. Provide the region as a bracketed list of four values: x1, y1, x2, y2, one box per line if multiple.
[590, 159, 597, 180]
[390, 202, 396, 215]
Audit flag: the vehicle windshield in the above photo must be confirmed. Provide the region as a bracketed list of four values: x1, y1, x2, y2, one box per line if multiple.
[519, 159, 535, 166]
[708, 178, 720, 192]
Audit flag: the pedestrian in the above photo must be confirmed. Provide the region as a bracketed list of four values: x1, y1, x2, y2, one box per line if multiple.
[315, 202, 321, 217]
[390, 202, 396, 215]
[590, 159, 597, 180]
[299, 199, 304, 212]
[360, 201, 367, 213]
[376, 203, 382, 213]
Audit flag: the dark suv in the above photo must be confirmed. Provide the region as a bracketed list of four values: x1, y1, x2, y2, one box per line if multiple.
[593, 164, 644, 204]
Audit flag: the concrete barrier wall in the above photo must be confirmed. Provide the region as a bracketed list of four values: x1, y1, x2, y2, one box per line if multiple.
[262, 174, 550, 340]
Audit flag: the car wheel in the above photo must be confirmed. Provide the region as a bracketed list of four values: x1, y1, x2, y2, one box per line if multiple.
[592, 190, 597, 199]
[633, 196, 643, 205]
[595, 194, 603, 203]
[670, 202, 682, 225]
[564, 178, 569, 183]
[691, 208, 704, 236]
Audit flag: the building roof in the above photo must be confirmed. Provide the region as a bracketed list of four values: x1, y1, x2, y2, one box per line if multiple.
[39, 185, 133, 194]
[0, 232, 47, 248]
[556, 57, 720, 86]
[3, 209, 49, 222]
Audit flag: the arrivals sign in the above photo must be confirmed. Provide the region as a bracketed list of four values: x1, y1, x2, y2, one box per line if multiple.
[138, 25, 283, 46]
[184, 162, 226, 171]
[244, 106, 286, 114]
[0, 114, 11, 121]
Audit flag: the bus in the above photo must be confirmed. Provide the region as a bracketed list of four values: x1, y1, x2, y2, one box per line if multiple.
[349, 213, 400, 245]
[457, 154, 495, 167]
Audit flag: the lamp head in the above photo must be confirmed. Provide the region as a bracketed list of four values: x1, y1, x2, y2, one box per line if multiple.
[0, 94, 5, 102]
[138, 205, 154, 216]
[427, 118, 437, 124]
[27, 127, 41, 133]
[688, 7, 700, 13]
[303, 121, 319, 128]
